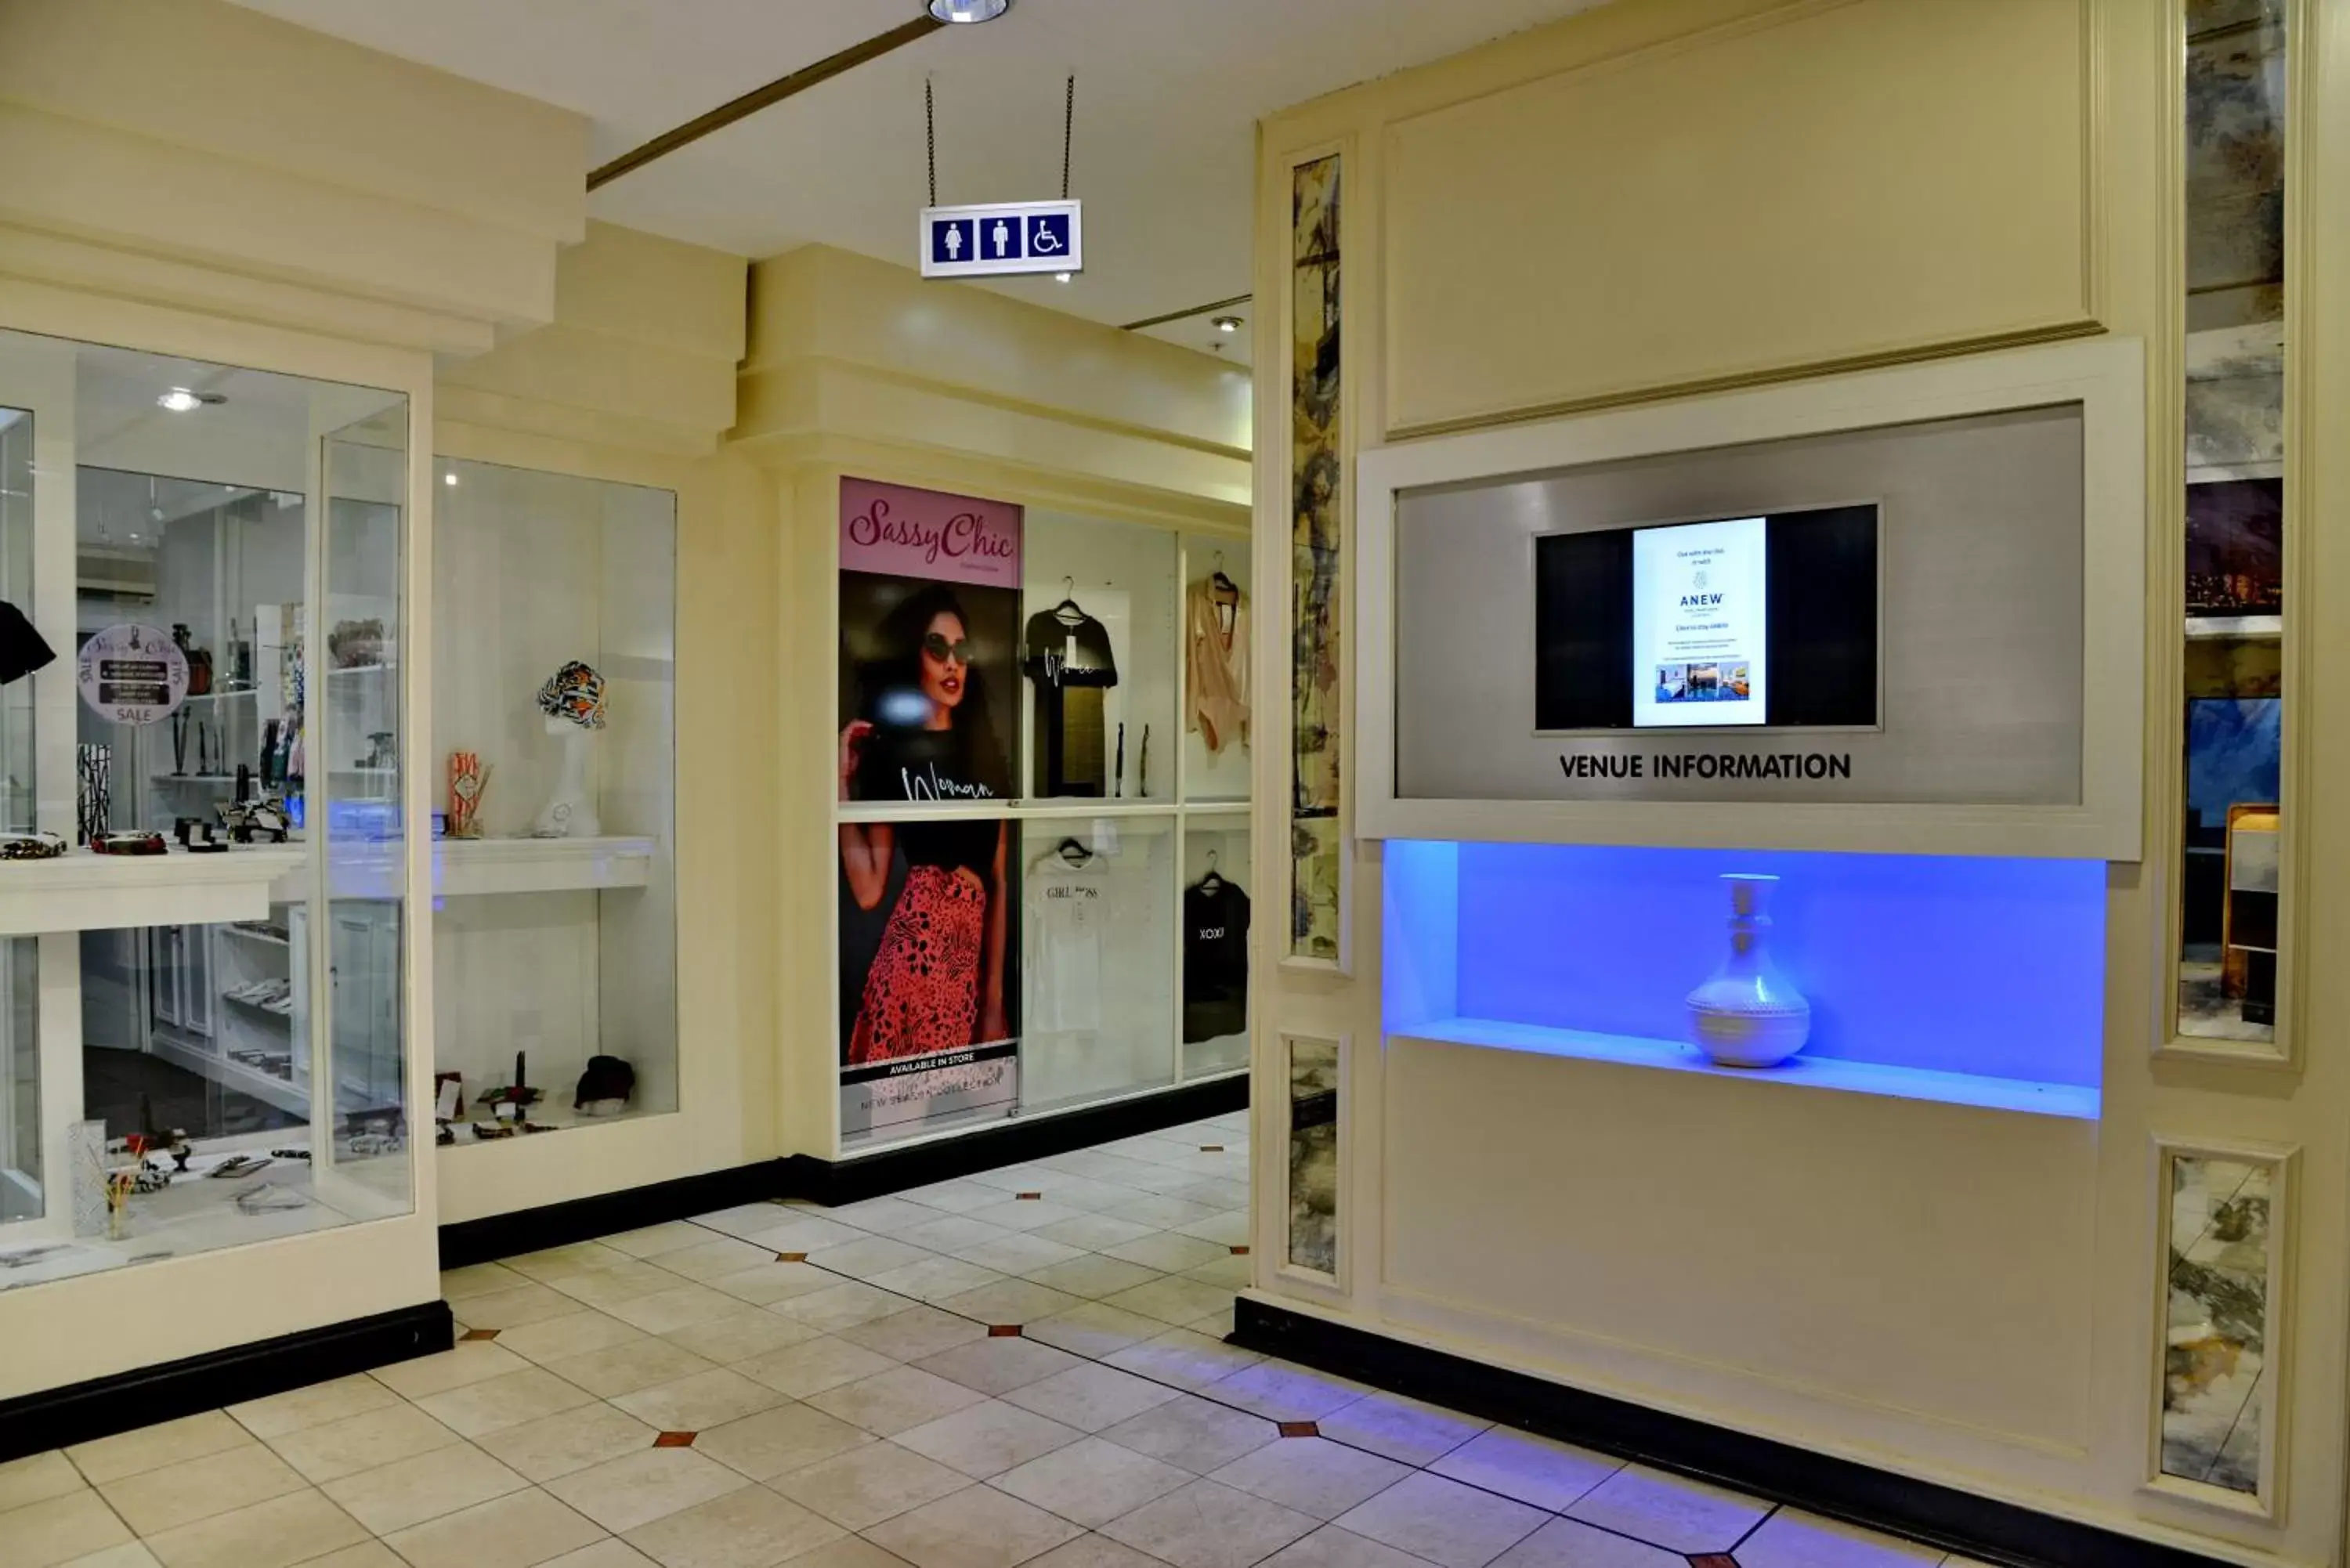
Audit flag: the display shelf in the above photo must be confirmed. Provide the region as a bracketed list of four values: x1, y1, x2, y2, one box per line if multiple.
[1401, 1017, 2101, 1120]
[1181, 800, 1250, 817]
[226, 925, 290, 948]
[2185, 614, 2283, 641]
[277, 835, 657, 901]
[0, 847, 305, 938]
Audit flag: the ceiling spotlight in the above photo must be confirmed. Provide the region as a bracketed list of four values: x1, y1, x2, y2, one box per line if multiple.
[1212, 316, 1242, 334]
[1054, 272, 1072, 284]
[928, 0, 1009, 20]
[443, 473, 459, 487]
[157, 388, 201, 413]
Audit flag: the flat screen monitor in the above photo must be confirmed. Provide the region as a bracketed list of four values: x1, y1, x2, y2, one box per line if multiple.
[1534, 504, 1878, 732]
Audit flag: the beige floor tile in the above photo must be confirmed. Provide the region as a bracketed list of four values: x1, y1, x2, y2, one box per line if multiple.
[1002, 1367, 1178, 1434]
[913, 1335, 1085, 1397]
[1331, 1473, 1546, 1568]
[613, 1368, 785, 1433]
[440, 1262, 531, 1301]
[1726, 1507, 1940, 1566]
[1021, 1257, 1162, 1302]
[1205, 1440, 1411, 1523]
[838, 1308, 989, 1363]
[705, 1262, 834, 1308]
[692, 1404, 872, 1483]
[66, 1413, 254, 1487]
[865, 1484, 1082, 1568]
[804, 1237, 936, 1281]
[1102, 1199, 1220, 1234]
[1097, 1280, 1234, 1331]
[542, 1340, 718, 1400]
[0, 1452, 85, 1513]
[1261, 1525, 1441, 1568]
[142, 1488, 368, 1568]
[460, 1283, 595, 1332]
[953, 1234, 1086, 1277]
[59, 1544, 168, 1568]
[1097, 1397, 1281, 1476]
[771, 1441, 969, 1531]
[507, 1242, 639, 1282]
[965, 1201, 1088, 1234]
[1021, 1305, 1167, 1361]
[1309, 1396, 1486, 1472]
[992, 1437, 1195, 1529]
[894, 1216, 1015, 1255]
[768, 1283, 908, 1335]
[891, 1400, 1082, 1480]
[1425, 1429, 1614, 1512]
[602, 1222, 719, 1259]
[266, 1404, 461, 1484]
[97, 1443, 306, 1535]
[933, 1281, 1083, 1328]
[1488, 1518, 1685, 1568]
[692, 1202, 809, 1242]
[607, 1285, 746, 1336]
[372, 1342, 533, 1401]
[538, 1543, 660, 1568]
[1101, 1331, 1260, 1395]
[1099, 1479, 1316, 1568]
[546, 1262, 700, 1312]
[1030, 1215, 1156, 1253]
[320, 1441, 527, 1535]
[227, 1376, 403, 1442]
[807, 1367, 989, 1437]
[1198, 1365, 1367, 1425]
[415, 1367, 598, 1440]
[1561, 1465, 1769, 1556]
[1177, 1256, 1249, 1290]
[542, 1447, 747, 1535]
[660, 1309, 818, 1366]
[1168, 1214, 1247, 1248]
[497, 1313, 653, 1367]
[379, 1484, 608, 1568]
[863, 1258, 1007, 1306]
[1021, 1537, 1169, 1568]
[790, 1537, 919, 1568]
[741, 1216, 873, 1254]
[622, 1482, 844, 1568]
[0, 1489, 132, 1567]
[901, 1180, 1021, 1212]
[736, 1337, 898, 1400]
[288, 1545, 405, 1568]
[645, 1237, 779, 1284]
[475, 1403, 663, 1483]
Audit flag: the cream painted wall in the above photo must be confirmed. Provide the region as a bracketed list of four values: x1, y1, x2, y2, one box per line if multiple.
[1249, 2, 2350, 1566]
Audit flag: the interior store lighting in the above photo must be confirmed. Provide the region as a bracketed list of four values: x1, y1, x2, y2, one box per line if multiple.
[157, 388, 202, 413]
[928, 0, 1009, 22]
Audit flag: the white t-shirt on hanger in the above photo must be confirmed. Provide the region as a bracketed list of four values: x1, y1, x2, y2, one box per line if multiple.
[1025, 851, 1106, 1035]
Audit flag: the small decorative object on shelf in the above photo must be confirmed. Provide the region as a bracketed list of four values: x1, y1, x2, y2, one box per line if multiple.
[218, 796, 291, 844]
[532, 661, 606, 839]
[447, 750, 490, 839]
[327, 616, 385, 668]
[90, 832, 167, 857]
[575, 1055, 636, 1117]
[1686, 873, 1811, 1069]
[0, 833, 67, 862]
[76, 742, 110, 844]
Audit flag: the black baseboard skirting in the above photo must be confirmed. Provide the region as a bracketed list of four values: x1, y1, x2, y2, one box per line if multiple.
[439, 1161, 791, 1270]
[0, 1301, 451, 1465]
[786, 1073, 1249, 1206]
[1231, 1299, 2231, 1568]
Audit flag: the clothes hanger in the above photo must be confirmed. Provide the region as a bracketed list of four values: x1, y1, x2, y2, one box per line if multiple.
[1195, 847, 1223, 893]
[1055, 836, 1094, 865]
[1050, 576, 1089, 624]
[1209, 551, 1238, 599]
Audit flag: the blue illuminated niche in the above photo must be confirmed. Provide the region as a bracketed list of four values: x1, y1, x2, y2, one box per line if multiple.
[1385, 841, 2105, 1111]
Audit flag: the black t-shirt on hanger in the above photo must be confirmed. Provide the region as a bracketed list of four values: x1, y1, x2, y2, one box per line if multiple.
[1182, 876, 1250, 1043]
[1024, 605, 1119, 797]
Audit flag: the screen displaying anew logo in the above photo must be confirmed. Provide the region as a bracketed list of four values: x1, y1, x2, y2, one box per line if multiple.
[1630, 516, 1766, 728]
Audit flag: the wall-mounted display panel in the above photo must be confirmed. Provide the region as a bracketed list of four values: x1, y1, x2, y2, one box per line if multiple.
[0, 328, 419, 1289]
[430, 457, 678, 1143]
[1355, 338, 2146, 859]
[833, 479, 1250, 1154]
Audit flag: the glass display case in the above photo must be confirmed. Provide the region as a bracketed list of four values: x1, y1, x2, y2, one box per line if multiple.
[835, 478, 1251, 1152]
[0, 328, 418, 1288]
[429, 457, 678, 1142]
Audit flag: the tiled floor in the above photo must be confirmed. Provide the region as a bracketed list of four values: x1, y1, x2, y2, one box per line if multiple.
[0, 1112, 1990, 1568]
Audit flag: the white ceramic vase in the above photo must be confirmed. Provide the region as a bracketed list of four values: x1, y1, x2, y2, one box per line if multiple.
[1686, 873, 1811, 1068]
[531, 721, 601, 839]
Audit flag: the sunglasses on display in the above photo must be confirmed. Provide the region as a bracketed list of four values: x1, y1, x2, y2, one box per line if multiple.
[922, 633, 973, 663]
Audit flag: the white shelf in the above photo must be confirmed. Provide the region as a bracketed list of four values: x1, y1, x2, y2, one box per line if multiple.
[1400, 1017, 2102, 1121]
[837, 798, 1251, 824]
[0, 847, 305, 937]
[2185, 614, 2283, 641]
[277, 835, 658, 901]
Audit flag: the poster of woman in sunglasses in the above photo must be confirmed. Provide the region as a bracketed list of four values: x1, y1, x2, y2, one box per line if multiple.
[837, 478, 1024, 1142]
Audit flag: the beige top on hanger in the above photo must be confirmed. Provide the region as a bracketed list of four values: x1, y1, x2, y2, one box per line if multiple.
[1186, 576, 1249, 753]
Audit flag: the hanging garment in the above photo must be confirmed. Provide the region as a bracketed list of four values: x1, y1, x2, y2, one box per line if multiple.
[1181, 873, 1251, 1043]
[1025, 847, 1107, 1035]
[1024, 605, 1119, 796]
[0, 601, 55, 685]
[1184, 580, 1249, 753]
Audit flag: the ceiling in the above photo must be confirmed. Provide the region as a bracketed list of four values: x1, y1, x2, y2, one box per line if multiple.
[224, 0, 1610, 349]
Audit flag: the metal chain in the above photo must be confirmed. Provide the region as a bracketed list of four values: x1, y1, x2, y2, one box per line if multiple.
[926, 76, 937, 208]
[1061, 74, 1075, 199]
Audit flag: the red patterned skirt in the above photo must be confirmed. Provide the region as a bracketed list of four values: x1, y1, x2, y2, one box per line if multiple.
[849, 865, 986, 1064]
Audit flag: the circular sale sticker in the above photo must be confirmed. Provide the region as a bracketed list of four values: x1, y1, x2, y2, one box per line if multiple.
[78, 623, 190, 725]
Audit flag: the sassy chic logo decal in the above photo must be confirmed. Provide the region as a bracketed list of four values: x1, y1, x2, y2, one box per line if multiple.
[841, 479, 1022, 587]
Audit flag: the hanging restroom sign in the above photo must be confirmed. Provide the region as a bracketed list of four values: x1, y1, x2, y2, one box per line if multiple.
[921, 199, 1083, 279]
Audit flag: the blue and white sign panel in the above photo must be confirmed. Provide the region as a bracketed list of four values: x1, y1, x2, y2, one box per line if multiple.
[920, 200, 1083, 280]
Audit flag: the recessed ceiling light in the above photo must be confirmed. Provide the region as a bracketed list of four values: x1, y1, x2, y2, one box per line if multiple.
[1213, 316, 1242, 334]
[928, 0, 1009, 20]
[157, 388, 201, 413]
[1054, 272, 1072, 284]
[443, 473, 459, 487]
